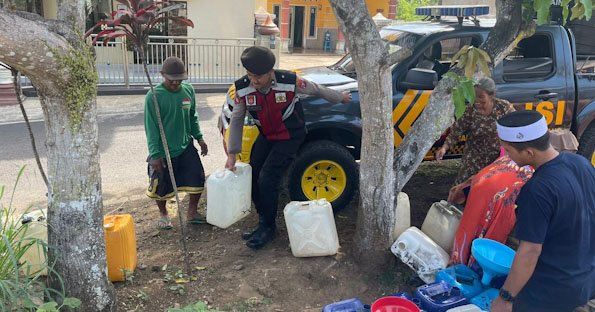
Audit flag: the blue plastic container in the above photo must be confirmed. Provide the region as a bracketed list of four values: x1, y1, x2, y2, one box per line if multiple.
[470, 288, 498, 311]
[415, 281, 469, 312]
[323, 298, 368, 312]
[435, 265, 484, 299]
[391, 292, 425, 311]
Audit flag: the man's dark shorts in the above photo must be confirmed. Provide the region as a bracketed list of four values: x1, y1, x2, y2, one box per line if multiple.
[146, 143, 205, 200]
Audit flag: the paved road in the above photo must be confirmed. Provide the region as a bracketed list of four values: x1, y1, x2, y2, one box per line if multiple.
[0, 52, 343, 213]
[0, 93, 227, 213]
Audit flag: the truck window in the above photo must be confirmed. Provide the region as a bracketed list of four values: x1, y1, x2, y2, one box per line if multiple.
[503, 34, 555, 82]
[576, 55, 595, 74]
[415, 36, 477, 76]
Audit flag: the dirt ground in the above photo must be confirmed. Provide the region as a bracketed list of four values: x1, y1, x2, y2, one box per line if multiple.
[110, 160, 460, 312]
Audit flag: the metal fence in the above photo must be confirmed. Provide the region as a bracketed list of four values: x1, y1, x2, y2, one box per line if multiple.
[23, 35, 264, 87]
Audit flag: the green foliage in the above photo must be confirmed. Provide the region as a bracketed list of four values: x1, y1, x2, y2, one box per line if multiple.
[168, 301, 221, 312]
[444, 45, 491, 119]
[0, 167, 79, 311]
[531, 0, 593, 25]
[86, 0, 194, 48]
[396, 0, 439, 21]
[571, 0, 593, 21]
[450, 46, 491, 78]
[164, 268, 191, 295]
[444, 72, 476, 120]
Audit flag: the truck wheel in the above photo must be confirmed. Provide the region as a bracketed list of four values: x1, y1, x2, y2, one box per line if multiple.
[288, 140, 358, 212]
[578, 124, 595, 166]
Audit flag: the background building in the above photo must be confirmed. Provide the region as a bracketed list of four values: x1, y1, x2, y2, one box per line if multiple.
[266, 0, 397, 52]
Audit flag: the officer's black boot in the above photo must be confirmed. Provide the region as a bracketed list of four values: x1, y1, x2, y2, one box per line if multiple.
[241, 216, 266, 240]
[245, 224, 276, 250]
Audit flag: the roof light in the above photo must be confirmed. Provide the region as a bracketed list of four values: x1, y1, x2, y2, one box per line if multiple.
[415, 5, 490, 18]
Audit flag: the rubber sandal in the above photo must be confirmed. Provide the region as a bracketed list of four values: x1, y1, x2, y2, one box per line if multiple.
[187, 215, 207, 225]
[158, 216, 173, 230]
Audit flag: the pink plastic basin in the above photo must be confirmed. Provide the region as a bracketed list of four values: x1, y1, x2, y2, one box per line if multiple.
[371, 296, 421, 312]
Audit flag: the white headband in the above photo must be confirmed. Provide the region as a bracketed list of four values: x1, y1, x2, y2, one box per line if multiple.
[497, 115, 548, 142]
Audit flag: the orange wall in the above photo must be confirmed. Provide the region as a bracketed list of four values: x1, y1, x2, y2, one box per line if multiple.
[267, 0, 388, 30]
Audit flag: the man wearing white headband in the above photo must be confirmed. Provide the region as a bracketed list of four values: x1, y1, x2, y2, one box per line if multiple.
[490, 110, 595, 312]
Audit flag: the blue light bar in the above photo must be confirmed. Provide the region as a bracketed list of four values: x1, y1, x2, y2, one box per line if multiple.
[415, 5, 490, 18]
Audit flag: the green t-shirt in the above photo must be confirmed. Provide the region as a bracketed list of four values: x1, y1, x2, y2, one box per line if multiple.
[144, 82, 203, 159]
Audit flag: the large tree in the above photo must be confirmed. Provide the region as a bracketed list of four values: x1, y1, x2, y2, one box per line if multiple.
[329, 0, 589, 264]
[0, 4, 115, 311]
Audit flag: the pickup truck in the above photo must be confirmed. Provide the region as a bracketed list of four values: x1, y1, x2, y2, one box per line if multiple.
[232, 17, 595, 212]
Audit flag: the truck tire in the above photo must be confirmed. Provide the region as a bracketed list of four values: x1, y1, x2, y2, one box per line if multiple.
[578, 124, 595, 166]
[288, 140, 358, 212]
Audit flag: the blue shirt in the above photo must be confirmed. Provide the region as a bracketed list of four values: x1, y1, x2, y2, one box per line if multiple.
[515, 152, 595, 310]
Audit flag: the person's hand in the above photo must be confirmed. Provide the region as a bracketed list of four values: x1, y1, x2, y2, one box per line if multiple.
[150, 157, 164, 173]
[435, 145, 448, 161]
[489, 297, 513, 312]
[225, 154, 237, 171]
[341, 91, 352, 103]
[198, 139, 208, 156]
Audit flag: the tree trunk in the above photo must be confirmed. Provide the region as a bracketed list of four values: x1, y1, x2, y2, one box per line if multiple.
[0, 9, 116, 311]
[329, 0, 395, 266]
[43, 95, 115, 311]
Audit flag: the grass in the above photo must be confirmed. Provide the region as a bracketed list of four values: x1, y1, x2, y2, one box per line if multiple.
[415, 159, 460, 177]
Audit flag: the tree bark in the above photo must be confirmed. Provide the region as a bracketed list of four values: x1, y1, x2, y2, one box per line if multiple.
[0, 8, 116, 311]
[43, 95, 115, 311]
[329, 0, 395, 266]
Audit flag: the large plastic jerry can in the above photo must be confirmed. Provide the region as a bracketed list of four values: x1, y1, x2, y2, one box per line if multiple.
[19, 209, 48, 276]
[283, 199, 340, 257]
[415, 281, 469, 312]
[435, 265, 484, 299]
[421, 200, 462, 253]
[206, 162, 252, 229]
[104, 214, 137, 282]
[391, 227, 449, 283]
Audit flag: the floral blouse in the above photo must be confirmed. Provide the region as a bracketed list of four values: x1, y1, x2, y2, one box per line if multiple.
[444, 98, 515, 184]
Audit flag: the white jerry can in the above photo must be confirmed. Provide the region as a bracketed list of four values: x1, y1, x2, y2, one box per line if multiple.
[391, 226, 449, 283]
[18, 208, 48, 276]
[421, 200, 463, 253]
[283, 199, 340, 257]
[206, 162, 252, 229]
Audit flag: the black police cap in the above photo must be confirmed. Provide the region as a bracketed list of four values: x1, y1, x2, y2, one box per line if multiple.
[240, 46, 276, 75]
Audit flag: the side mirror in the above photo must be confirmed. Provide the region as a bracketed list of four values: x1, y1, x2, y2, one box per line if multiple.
[399, 68, 438, 90]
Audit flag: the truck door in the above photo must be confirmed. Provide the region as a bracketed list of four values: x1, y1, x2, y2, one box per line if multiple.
[393, 34, 483, 159]
[493, 28, 572, 128]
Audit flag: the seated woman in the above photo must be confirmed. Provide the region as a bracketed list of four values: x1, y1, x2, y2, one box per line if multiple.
[449, 154, 533, 266]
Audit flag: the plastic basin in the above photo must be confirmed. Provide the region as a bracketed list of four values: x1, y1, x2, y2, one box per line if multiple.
[371, 296, 420, 312]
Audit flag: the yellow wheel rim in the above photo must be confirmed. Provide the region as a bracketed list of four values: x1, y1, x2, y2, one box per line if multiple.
[301, 160, 347, 202]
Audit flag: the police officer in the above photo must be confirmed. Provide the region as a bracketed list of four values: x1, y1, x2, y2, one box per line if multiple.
[225, 46, 351, 249]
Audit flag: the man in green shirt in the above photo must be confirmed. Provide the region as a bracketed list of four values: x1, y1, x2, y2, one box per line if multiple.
[144, 56, 208, 229]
